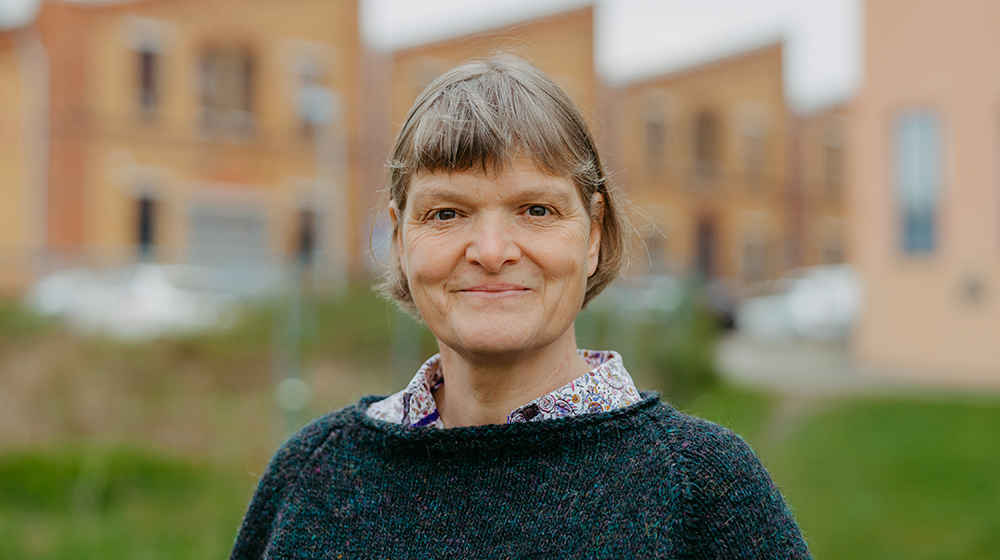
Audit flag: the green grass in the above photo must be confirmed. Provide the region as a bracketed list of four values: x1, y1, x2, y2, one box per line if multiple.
[681, 389, 1000, 560]
[766, 395, 1000, 560]
[0, 444, 254, 560]
[683, 385, 777, 444]
[0, 300, 56, 342]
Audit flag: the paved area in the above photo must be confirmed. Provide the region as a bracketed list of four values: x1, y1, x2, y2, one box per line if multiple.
[715, 333, 1000, 442]
[715, 333, 1000, 398]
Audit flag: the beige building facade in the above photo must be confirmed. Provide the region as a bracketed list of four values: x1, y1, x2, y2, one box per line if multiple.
[849, 0, 1000, 379]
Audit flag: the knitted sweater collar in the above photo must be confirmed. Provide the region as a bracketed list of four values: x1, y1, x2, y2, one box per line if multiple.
[352, 392, 664, 457]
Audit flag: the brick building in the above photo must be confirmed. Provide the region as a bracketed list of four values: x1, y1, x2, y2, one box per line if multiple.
[1, 0, 363, 291]
[613, 44, 846, 285]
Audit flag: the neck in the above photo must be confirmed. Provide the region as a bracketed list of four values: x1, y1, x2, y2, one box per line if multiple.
[433, 326, 592, 428]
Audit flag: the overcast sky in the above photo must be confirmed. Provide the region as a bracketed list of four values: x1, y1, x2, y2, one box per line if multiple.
[362, 0, 863, 113]
[0, 0, 39, 29]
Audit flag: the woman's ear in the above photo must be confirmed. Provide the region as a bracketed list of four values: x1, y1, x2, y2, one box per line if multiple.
[590, 191, 605, 223]
[389, 200, 406, 269]
[587, 192, 604, 277]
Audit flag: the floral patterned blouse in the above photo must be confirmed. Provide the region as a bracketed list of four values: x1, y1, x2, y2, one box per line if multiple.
[366, 350, 640, 429]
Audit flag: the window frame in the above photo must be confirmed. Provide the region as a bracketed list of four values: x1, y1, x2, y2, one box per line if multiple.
[892, 109, 943, 255]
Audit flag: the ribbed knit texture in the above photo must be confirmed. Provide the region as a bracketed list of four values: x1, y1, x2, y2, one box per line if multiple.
[230, 394, 811, 559]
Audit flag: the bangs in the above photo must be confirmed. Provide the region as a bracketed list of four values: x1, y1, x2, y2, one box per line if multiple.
[391, 61, 599, 206]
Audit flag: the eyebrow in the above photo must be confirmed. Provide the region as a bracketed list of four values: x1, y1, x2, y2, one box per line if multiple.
[407, 188, 467, 208]
[408, 185, 577, 209]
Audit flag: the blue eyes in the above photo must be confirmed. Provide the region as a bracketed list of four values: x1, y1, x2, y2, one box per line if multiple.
[434, 209, 457, 220]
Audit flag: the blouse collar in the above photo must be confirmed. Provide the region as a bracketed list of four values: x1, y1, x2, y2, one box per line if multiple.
[366, 350, 640, 429]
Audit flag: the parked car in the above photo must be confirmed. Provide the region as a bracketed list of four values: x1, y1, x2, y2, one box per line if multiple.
[593, 273, 740, 328]
[594, 274, 685, 318]
[700, 277, 740, 329]
[26, 264, 241, 340]
[734, 264, 863, 339]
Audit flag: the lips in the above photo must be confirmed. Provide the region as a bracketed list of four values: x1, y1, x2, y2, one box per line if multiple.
[457, 283, 531, 298]
[461, 283, 528, 292]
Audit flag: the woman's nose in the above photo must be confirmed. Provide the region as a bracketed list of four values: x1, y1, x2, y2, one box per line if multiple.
[465, 216, 521, 273]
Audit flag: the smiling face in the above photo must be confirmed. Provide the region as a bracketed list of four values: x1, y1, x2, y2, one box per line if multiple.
[394, 160, 602, 362]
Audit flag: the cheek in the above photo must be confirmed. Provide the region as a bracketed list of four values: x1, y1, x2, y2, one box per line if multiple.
[401, 233, 453, 287]
[528, 234, 591, 280]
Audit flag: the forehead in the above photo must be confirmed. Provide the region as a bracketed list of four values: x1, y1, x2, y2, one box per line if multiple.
[407, 160, 582, 206]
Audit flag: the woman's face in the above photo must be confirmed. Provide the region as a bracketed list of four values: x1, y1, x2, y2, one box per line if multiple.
[394, 159, 601, 361]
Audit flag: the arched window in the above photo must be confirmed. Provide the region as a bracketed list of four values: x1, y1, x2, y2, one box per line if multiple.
[137, 48, 159, 118]
[824, 117, 845, 201]
[644, 113, 666, 177]
[136, 195, 157, 258]
[694, 110, 721, 178]
[200, 45, 256, 134]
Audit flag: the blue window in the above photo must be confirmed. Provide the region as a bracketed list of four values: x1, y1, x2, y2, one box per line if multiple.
[893, 111, 942, 254]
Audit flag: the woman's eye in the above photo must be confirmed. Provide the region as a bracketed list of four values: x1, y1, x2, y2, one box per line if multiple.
[433, 209, 457, 221]
[527, 205, 549, 217]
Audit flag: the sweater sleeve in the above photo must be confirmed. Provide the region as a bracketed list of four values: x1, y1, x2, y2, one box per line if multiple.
[666, 416, 811, 559]
[229, 412, 343, 560]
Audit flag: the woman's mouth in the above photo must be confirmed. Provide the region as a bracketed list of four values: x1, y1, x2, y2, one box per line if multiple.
[458, 284, 531, 298]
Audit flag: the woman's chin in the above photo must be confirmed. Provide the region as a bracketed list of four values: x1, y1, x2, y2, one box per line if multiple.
[440, 319, 573, 362]
[447, 333, 536, 359]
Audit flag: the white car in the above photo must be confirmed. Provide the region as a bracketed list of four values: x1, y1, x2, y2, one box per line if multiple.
[735, 265, 863, 339]
[27, 264, 241, 340]
[594, 274, 685, 317]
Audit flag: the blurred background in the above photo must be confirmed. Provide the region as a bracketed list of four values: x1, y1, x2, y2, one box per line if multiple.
[1, 0, 999, 558]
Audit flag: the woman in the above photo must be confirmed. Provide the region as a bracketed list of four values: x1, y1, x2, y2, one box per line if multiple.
[231, 55, 811, 559]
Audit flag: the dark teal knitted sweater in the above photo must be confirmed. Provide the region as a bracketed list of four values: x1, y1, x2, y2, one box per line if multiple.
[231, 394, 810, 559]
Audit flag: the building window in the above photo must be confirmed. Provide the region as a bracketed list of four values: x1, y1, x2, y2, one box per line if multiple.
[293, 55, 328, 139]
[694, 111, 721, 178]
[739, 111, 768, 183]
[136, 195, 157, 257]
[824, 119, 845, 200]
[294, 209, 316, 265]
[744, 130, 766, 181]
[893, 111, 942, 254]
[694, 216, 717, 278]
[200, 46, 255, 134]
[138, 48, 159, 118]
[644, 116, 666, 177]
[742, 235, 767, 284]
